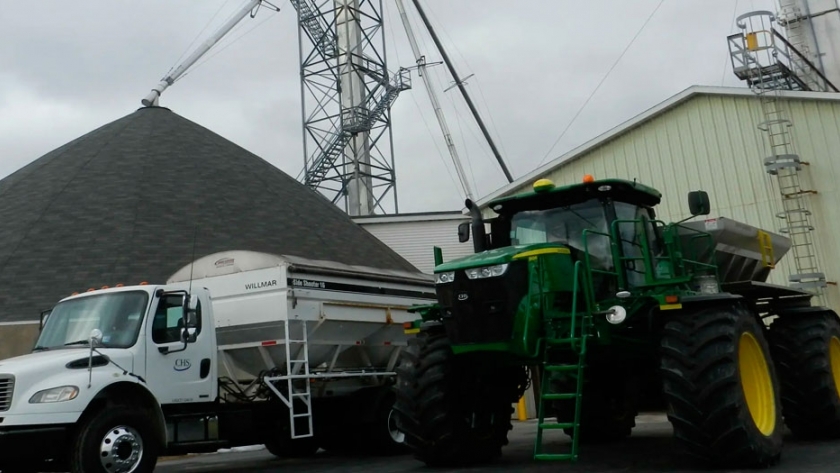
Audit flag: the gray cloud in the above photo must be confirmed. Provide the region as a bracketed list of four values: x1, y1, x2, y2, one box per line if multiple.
[1, 0, 776, 213]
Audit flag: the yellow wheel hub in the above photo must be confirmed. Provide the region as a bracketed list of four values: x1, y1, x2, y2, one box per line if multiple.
[830, 336, 840, 397]
[738, 332, 776, 436]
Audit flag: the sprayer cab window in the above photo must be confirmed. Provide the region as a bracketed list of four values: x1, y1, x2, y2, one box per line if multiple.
[614, 202, 660, 286]
[510, 199, 610, 255]
[33, 291, 148, 350]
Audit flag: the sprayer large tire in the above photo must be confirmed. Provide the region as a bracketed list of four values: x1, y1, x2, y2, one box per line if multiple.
[768, 310, 840, 439]
[660, 305, 783, 468]
[393, 328, 513, 467]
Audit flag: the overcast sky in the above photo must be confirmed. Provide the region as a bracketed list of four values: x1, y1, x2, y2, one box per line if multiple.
[0, 0, 777, 214]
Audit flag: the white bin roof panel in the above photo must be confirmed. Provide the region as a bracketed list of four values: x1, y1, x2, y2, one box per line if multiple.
[168, 250, 434, 286]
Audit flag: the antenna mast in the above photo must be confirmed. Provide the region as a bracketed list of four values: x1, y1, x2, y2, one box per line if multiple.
[410, 0, 514, 184]
[394, 0, 474, 201]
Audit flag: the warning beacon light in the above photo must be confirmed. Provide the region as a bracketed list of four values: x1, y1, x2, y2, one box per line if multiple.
[533, 178, 555, 193]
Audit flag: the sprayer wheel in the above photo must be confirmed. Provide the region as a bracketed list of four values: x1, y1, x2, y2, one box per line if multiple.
[660, 305, 783, 468]
[393, 327, 513, 467]
[768, 310, 840, 439]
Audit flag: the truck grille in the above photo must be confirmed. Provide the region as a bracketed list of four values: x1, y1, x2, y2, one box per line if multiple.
[0, 375, 14, 411]
[437, 260, 529, 345]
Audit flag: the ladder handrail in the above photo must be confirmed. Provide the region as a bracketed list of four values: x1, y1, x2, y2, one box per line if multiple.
[289, 0, 336, 58]
[283, 318, 313, 439]
[533, 260, 588, 462]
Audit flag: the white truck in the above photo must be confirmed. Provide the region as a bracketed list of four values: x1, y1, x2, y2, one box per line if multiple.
[0, 250, 436, 473]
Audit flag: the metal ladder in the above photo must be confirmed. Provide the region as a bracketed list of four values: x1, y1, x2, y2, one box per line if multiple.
[533, 336, 588, 461]
[728, 11, 829, 304]
[284, 319, 314, 439]
[753, 50, 827, 303]
[288, 0, 336, 58]
[534, 262, 590, 462]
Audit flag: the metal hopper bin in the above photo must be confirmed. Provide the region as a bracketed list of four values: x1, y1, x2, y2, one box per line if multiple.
[677, 216, 791, 284]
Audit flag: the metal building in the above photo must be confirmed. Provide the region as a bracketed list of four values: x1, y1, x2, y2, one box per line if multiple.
[354, 211, 471, 274]
[475, 85, 840, 311]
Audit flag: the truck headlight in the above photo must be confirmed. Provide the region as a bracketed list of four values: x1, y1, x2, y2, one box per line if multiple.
[29, 385, 79, 403]
[435, 271, 455, 284]
[465, 263, 509, 280]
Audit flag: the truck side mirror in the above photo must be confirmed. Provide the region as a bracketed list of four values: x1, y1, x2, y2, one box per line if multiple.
[39, 309, 52, 332]
[181, 327, 198, 344]
[457, 222, 470, 243]
[688, 191, 710, 216]
[89, 328, 103, 347]
[182, 294, 199, 329]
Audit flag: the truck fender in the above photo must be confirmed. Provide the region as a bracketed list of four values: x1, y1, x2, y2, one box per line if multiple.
[76, 381, 167, 449]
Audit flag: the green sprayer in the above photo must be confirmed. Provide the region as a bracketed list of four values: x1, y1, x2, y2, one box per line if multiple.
[394, 175, 840, 469]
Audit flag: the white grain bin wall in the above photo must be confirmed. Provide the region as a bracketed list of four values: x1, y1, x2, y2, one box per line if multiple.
[802, 0, 840, 87]
[354, 212, 472, 273]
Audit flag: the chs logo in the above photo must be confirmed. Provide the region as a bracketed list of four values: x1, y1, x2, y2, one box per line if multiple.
[174, 359, 192, 372]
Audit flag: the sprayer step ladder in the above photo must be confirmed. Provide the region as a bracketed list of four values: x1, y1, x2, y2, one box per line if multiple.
[533, 318, 590, 462]
[284, 319, 314, 439]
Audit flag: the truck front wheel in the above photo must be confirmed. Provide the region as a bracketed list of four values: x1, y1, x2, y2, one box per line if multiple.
[70, 405, 160, 473]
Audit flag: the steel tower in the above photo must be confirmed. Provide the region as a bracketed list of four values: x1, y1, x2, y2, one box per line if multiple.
[290, 0, 410, 215]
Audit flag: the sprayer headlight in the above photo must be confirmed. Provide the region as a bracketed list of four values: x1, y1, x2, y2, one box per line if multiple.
[435, 272, 455, 284]
[465, 264, 509, 280]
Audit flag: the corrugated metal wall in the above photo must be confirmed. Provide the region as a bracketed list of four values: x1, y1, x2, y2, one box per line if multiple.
[0, 323, 39, 360]
[485, 93, 840, 310]
[358, 217, 472, 273]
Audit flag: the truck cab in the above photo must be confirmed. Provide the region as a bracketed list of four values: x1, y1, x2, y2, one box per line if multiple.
[0, 284, 213, 472]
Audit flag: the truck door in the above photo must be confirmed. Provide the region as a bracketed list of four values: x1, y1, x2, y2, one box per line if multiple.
[145, 293, 215, 404]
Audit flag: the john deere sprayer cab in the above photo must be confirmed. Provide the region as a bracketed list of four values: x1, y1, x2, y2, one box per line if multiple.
[394, 176, 840, 469]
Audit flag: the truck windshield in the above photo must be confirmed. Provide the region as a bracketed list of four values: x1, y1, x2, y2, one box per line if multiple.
[35, 291, 149, 350]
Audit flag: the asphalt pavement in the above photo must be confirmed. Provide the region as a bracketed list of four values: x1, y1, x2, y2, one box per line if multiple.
[155, 414, 840, 473]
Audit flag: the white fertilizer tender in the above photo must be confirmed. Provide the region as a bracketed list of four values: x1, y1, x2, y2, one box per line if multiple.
[0, 250, 435, 473]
